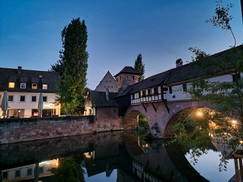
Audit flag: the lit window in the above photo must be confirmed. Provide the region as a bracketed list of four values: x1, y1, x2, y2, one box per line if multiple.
[20, 96, 25, 102]
[20, 83, 26, 89]
[9, 82, 15, 88]
[32, 83, 38, 89]
[8, 95, 13, 101]
[42, 84, 48, 90]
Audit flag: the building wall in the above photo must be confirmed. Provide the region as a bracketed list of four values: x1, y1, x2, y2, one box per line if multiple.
[130, 73, 237, 104]
[164, 74, 235, 101]
[115, 74, 140, 92]
[95, 71, 117, 92]
[0, 92, 61, 118]
[0, 116, 123, 144]
[96, 107, 120, 120]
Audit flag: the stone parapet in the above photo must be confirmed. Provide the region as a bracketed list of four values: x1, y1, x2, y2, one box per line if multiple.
[0, 116, 123, 144]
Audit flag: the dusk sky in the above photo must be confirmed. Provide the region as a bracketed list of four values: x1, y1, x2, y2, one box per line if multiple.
[0, 0, 242, 89]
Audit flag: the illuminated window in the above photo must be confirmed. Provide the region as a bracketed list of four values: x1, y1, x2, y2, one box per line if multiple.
[20, 83, 26, 89]
[9, 82, 15, 88]
[42, 84, 48, 90]
[32, 83, 38, 89]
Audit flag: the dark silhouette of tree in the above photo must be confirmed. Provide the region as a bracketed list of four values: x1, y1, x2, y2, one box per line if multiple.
[134, 53, 145, 81]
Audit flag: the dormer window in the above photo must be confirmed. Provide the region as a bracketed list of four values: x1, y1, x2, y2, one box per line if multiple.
[9, 82, 15, 88]
[20, 83, 26, 89]
[32, 83, 38, 89]
[42, 84, 48, 90]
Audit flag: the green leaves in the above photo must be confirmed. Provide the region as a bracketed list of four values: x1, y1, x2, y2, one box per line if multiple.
[134, 53, 145, 81]
[52, 18, 89, 115]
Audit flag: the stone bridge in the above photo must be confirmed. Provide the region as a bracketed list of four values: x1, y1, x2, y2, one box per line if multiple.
[123, 100, 213, 138]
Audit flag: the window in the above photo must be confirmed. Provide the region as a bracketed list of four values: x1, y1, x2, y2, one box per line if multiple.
[20, 83, 26, 89]
[8, 95, 13, 101]
[148, 89, 151, 96]
[233, 73, 240, 82]
[32, 83, 38, 89]
[169, 86, 172, 94]
[154, 87, 158, 95]
[183, 84, 187, 92]
[2, 171, 8, 179]
[39, 167, 44, 174]
[20, 96, 25, 102]
[42, 84, 48, 90]
[15, 170, 21, 178]
[27, 168, 32, 176]
[32, 96, 37, 102]
[43, 96, 47, 102]
[142, 90, 146, 97]
[9, 82, 15, 88]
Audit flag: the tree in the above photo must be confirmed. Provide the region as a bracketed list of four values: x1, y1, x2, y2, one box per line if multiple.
[52, 18, 89, 115]
[134, 53, 145, 81]
[172, 0, 243, 153]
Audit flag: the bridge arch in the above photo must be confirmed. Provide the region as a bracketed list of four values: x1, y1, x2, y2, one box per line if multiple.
[123, 107, 149, 130]
[124, 100, 216, 138]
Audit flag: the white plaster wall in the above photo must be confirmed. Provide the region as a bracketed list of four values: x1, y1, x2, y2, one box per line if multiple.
[164, 85, 191, 101]
[0, 92, 60, 118]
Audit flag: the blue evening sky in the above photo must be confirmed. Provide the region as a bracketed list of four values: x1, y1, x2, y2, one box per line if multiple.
[0, 0, 242, 89]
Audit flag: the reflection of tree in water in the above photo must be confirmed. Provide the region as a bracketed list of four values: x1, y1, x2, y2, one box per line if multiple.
[49, 154, 85, 182]
[170, 109, 232, 171]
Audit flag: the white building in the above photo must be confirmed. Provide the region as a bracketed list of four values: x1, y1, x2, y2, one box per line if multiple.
[0, 66, 61, 118]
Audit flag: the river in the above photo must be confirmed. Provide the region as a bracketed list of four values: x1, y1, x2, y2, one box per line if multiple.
[0, 131, 236, 182]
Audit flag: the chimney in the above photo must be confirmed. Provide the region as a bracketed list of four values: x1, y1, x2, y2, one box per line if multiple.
[17, 66, 22, 75]
[106, 88, 109, 101]
[176, 59, 183, 68]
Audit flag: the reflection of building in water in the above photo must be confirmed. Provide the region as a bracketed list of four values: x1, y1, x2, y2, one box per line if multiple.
[82, 133, 208, 182]
[1, 159, 58, 182]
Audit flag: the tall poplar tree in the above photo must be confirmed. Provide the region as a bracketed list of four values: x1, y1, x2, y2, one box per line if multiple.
[52, 18, 88, 115]
[134, 53, 145, 81]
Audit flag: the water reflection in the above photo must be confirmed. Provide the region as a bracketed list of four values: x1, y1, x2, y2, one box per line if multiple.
[0, 131, 236, 182]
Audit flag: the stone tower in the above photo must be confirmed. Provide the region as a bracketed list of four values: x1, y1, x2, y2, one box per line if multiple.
[114, 66, 143, 92]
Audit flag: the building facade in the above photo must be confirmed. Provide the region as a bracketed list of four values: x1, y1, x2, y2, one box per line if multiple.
[0, 66, 61, 118]
[95, 71, 117, 92]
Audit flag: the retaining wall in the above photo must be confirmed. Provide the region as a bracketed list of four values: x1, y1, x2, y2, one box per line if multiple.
[0, 116, 123, 144]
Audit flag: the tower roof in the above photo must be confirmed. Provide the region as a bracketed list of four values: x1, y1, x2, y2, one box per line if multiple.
[114, 66, 143, 77]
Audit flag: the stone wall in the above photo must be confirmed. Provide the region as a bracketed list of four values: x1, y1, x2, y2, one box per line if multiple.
[0, 116, 123, 144]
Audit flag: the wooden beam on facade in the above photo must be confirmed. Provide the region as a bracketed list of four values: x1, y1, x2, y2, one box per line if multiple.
[141, 103, 147, 112]
[151, 103, 157, 112]
[163, 101, 170, 113]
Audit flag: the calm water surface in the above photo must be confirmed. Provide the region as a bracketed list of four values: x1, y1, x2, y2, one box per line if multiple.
[0, 131, 236, 182]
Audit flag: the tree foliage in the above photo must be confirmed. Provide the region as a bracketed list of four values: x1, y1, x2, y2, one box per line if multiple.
[134, 53, 145, 81]
[171, 0, 243, 165]
[51, 18, 89, 115]
[206, 0, 236, 46]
